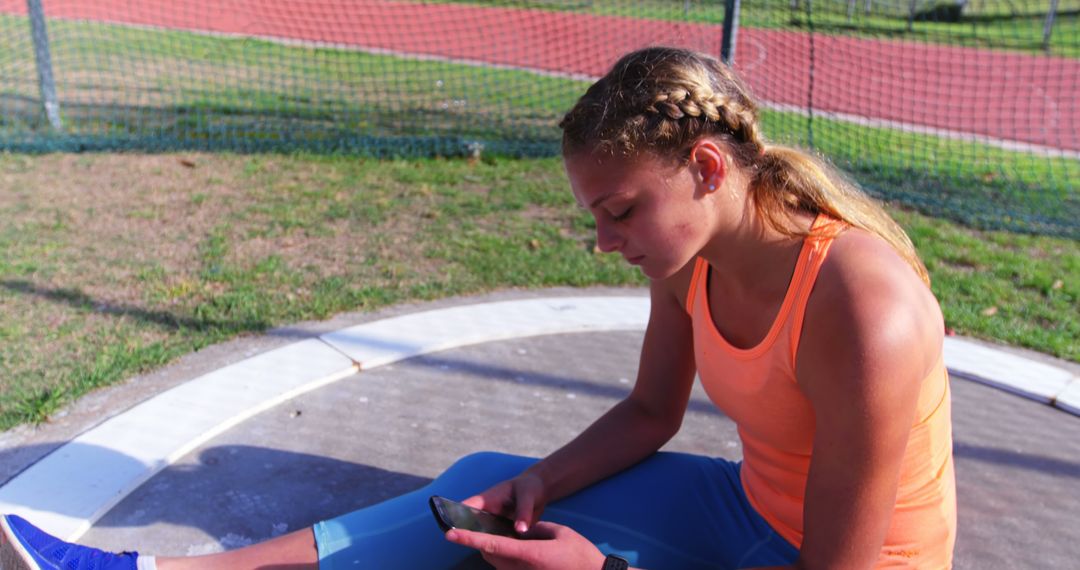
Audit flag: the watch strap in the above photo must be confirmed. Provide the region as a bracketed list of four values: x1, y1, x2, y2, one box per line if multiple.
[602, 554, 630, 570]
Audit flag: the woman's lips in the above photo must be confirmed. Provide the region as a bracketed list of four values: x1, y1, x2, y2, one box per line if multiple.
[625, 255, 645, 265]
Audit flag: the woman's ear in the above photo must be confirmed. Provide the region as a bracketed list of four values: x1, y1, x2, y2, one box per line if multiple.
[689, 140, 726, 193]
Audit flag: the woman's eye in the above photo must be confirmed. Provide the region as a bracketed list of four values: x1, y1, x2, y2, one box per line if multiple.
[612, 207, 633, 222]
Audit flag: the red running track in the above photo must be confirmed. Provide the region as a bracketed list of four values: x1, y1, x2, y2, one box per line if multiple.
[4, 0, 1077, 152]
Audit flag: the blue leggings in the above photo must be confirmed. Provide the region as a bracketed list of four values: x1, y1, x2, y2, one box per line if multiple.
[314, 452, 798, 570]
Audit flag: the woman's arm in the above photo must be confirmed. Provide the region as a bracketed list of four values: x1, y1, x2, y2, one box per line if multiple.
[527, 274, 699, 502]
[449, 273, 698, 567]
[784, 232, 945, 570]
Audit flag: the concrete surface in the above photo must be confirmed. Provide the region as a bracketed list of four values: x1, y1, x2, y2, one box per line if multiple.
[2, 289, 1078, 569]
[0, 288, 639, 486]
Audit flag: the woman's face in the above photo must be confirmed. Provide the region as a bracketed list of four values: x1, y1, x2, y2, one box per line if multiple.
[564, 149, 724, 280]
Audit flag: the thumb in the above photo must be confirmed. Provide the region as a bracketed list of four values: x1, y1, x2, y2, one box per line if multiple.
[446, 528, 524, 558]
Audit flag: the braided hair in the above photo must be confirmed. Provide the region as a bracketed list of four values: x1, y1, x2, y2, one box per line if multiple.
[560, 47, 763, 163]
[559, 47, 930, 285]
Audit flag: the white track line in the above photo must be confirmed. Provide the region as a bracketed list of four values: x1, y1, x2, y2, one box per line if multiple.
[0, 296, 1074, 543]
[761, 102, 1080, 160]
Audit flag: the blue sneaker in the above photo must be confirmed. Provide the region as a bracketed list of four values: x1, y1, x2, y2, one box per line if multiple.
[0, 514, 138, 570]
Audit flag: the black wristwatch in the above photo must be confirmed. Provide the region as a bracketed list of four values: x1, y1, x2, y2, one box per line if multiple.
[602, 554, 630, 570]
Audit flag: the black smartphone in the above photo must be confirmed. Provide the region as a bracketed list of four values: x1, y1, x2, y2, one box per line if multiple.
[429, 495, 520, 538]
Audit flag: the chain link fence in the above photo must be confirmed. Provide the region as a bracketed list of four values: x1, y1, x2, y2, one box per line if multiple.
[1, 0, 1076, 236]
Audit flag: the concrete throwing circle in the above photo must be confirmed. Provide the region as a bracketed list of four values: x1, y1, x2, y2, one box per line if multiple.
[0, 295, 1074, 542]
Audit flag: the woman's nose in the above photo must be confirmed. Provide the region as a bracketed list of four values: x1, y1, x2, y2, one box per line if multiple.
[595, 219, 624, 253]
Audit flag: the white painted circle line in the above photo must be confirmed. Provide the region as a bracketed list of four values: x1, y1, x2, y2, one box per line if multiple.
[0, 295, 1074, 543]
[0, 296, 649, 541]
[0, 339, 359, 542]
[320, 297, 652, 370]
[1050, 378, 1080, 416]
[942, 337, 1074, 405]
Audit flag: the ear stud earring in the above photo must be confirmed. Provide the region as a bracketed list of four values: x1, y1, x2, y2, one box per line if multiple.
[708, 184, 716, 191]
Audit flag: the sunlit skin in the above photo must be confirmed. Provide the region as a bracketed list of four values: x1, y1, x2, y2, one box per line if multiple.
[566, 148, 721, 280]
[443, 140, 819, 570]
[564, 140, 816, 348]
[153, 139, 943, 570]
[157, 139, 779, 570]
[447, 138, 945, 570]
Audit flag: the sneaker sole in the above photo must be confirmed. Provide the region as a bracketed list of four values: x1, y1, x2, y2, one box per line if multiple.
[0, 517, 34, 570]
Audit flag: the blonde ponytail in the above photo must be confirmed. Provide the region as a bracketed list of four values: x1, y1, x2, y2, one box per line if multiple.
[754, 145, 930, 285]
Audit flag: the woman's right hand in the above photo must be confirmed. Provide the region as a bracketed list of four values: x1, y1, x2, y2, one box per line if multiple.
[462, 470, 549, 534]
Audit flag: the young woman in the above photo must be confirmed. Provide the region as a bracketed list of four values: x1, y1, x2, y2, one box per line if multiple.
[1, 46, 955, 570]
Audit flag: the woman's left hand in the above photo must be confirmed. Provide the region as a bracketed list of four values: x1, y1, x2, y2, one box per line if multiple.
[445, 521, 607, 570]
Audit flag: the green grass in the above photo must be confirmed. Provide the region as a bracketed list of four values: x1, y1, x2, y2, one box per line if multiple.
[897, 209, 1080, 359]
[0, 152, 1077, 432]
[0, 8, 1076, 429]
[760, 110, 1079, 235]
[0, 14, 582, 140]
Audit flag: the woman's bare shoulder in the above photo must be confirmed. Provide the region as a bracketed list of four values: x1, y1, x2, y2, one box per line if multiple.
[801, 228, 944, 376]
[822, 228, 937, 308]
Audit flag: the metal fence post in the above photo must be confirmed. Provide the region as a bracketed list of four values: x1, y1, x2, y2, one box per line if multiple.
[1043, 0, 1060, 53]
[27, 0, 62, 130]
[721, 0, 741, 65]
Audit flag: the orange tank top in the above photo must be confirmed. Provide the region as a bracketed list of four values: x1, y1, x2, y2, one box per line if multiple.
[685, 216, 956, 568]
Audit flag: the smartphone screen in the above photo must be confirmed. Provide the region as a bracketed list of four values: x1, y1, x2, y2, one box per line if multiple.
[429, 495, 519, 537]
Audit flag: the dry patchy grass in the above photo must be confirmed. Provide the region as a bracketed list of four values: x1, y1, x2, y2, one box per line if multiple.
[1, 152, 1075, 431]
[0, 151, 638, 428]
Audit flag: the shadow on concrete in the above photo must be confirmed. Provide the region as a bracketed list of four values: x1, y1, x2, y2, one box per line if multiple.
[284, 326, 723, 418]
[97, 443, 492, 567]
[3, 441, 494, 567]
[94, 444, 430, 534]
[953, 441, 1080, 479]
[411, 352, 725, 419]
[0, 441, 426, 537]
[0, 441, 72, 486]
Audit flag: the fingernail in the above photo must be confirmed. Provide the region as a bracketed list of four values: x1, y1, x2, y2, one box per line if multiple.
[516, 521, 528, 533]
[446, 530, 458, 540]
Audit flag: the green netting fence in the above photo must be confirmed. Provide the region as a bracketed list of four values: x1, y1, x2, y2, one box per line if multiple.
[1, 0, 1077, 237]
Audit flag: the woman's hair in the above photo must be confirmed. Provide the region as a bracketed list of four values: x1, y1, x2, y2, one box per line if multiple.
[559, 47, 929, 285]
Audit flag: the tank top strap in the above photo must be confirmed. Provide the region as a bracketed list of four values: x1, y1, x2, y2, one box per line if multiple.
[683, 214, 847, 356]
[684, 256, 709, 316]
[788, 215, 848, 363]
